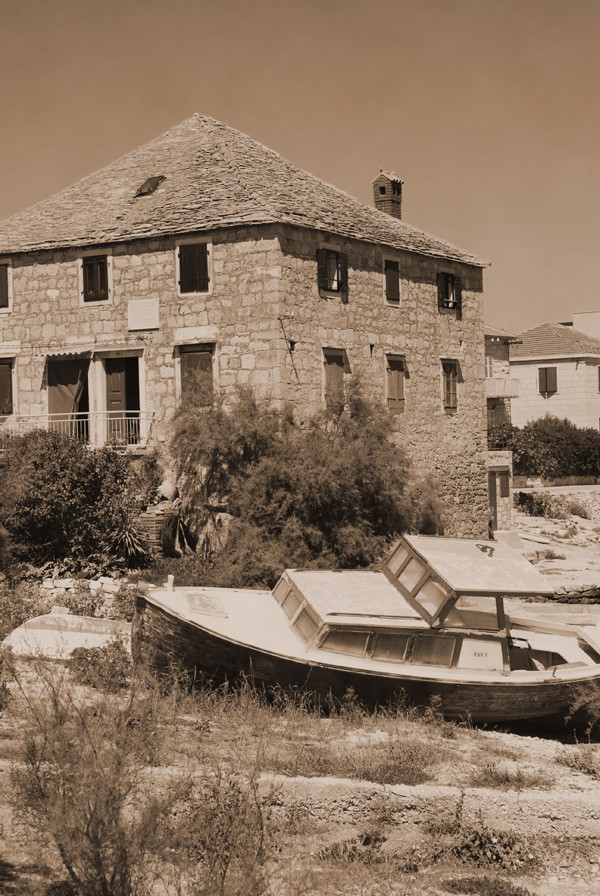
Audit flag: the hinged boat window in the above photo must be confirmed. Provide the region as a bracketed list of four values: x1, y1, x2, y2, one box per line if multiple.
[411, 634, 456, 667]
[387, 545, 409, 576]
[282, 590, 301, 620]
[413, 579, 447, 617]
[445, 596, 500, 631]
[294, 609, 319, 642]
[321, 630, 369, 656]
[272, 578, 291, 605]
[372, 633, 410, 662]
[397, 557, 425, 592]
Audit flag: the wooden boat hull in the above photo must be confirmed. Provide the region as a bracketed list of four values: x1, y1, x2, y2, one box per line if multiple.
[132, 595, 594, 723]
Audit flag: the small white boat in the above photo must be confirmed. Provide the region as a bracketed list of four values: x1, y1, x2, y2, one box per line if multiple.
[132, 535, 600, 722]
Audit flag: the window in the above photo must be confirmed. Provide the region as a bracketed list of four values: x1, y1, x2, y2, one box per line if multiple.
[134, 175, 165, 197]
[0, 263, 11, 311]
[485, 355, 494, 377]
[597, 366, 600, 392]
[82, 255, 109, 302]
[539, 366, 557, 397]
[317, 248, 348, 296]
[178, 344, 214, 405]
[323, 349, 347, 411]
[386, 354, 405, 413]
[437, 272, 461, 316]
[384, 259, 400, 305]
[442, 360, 458, 411]
[177, 241, 210, 294]
[0, 359, 13, 418]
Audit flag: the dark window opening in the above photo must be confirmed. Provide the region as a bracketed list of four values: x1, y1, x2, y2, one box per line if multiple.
[0, 265, 9, 309]
[179, 243, 209, 294]
[82, 256, 109, 302]
[0, 359, 13, 418]
[437, 272, 462, 316]
[179, 344, 214, 406]
[385, 259, 400, 305]
[134, 175, 165, 197]
[317, 249, 348, 295]
[539, 366, 557, 397]
[379, 186, 386, 195]
[442, 360, 458, 411]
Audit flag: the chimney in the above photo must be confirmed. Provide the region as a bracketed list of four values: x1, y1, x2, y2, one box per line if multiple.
[372, 170, 403, 220]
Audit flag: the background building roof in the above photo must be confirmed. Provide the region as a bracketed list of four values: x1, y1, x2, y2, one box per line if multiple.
[0, 114, 487, 265]
[510, 322, 600, 360]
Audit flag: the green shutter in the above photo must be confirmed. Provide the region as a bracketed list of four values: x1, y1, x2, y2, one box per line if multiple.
[179, 244, 209, 293]
[316, 249, 328, 290]
[385, 261, 400, 303]
[0, 265, 8, 308]
[0, 360, 12, 417]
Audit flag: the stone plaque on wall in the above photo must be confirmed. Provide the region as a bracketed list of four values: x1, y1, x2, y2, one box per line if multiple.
[128, 298, 159, 331]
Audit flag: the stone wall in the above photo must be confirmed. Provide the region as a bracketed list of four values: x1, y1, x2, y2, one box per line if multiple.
[277, 225, 489, 537]
[0, 222, 489, 537]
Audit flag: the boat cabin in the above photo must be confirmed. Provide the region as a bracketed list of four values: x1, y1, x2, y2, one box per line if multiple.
[270, 535, 592, 674]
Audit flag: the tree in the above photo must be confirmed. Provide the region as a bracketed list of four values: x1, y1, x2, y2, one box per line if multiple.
[170, 384, 444, 587]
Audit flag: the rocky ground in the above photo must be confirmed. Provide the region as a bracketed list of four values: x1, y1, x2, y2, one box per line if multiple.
[1, 487, 600, 896]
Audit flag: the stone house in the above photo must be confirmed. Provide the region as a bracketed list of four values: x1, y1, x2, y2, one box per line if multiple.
[509, 323, 600, 430]
[485, 326, 519, 531]
[0, 114, 490, 537]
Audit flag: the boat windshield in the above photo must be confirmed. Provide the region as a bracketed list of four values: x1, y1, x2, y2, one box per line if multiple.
[443, 595, 501, 631]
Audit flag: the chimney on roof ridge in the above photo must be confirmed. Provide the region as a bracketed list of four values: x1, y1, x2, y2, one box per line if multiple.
[372, 169, 403, 220]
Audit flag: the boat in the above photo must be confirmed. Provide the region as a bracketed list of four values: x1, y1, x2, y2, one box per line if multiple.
[131, 534, 600, 722]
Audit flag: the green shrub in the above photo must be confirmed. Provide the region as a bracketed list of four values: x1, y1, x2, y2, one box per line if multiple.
[491, 415, 600, 479]
[169, 384, 445, 588]
[0, 431, 150, 567]
[443, 876, 533, 896]
[68, 638, 132, 692]
[61, 583, 104, 618]
[0, 580, 50, 642]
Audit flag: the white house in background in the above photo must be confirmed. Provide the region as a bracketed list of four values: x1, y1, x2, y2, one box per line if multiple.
[509, 322, 600, 430]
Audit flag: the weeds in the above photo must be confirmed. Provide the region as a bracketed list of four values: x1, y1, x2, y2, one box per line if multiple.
[469, 762, 554, 790]
[68, 637, 132, 692]
[558, 744, 600, 780]
[443, 876, 533, 895]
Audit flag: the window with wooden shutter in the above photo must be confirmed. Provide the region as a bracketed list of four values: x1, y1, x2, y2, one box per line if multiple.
[82, 256, 109, 302]
[499, 471, 510, 498]
[179, 344, 214, 405]
[386, 355, 405, 412]
[317, 249, 347, 295]
[179, 243, 210, 294]
[323, 349, 346, 411]
[0, 265, 9, 309]
[437, 272, 461, 315]
[0, 360, 13, 418]
[442, 361, 458, 411]
[539, 366, 557, 396]
[384, 260, 400, 305]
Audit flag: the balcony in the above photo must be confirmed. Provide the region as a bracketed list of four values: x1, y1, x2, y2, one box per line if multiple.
[0, 411, 156, 451]
[486, 377, 519, 399]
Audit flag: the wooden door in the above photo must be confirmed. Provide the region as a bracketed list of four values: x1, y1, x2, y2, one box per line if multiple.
[488, 472, 498, 532]
[105, 357, 139, 444]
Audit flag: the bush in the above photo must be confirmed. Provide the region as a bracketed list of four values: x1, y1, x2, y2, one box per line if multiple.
[169, 385, 445, 587]
[0, 579, 49, 642]
[490, 416, 600, 479]
[68, 638, 132, 692]
[0, 431, 150, 567]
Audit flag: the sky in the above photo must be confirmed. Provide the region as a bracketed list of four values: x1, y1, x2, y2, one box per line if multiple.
[0, 0, 599, 335]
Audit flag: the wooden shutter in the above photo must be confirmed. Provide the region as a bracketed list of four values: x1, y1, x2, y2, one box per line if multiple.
[83, 256, 108, 301]
[0, 265, 8, 308]
[338, 252, 348, 297]
[0, 360, 12, 417]
[454, 275, 462, 319]
[316, 249, 328, 290]
[539, 368, 547, 393]
[443, 362, 457, 409]
[437, 272, 447, 309]
[546, 366, 557, 393]
[324, 352, 345, 410]
[180, 346, 213, 405]
[179, 243, 209, 293]
[499, 471, 510, 498]
[387, 356, 405, 412]
[385, 261, 400, 304]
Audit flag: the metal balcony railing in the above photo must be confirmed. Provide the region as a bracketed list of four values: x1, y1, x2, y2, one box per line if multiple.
[0, 411, 156, 451]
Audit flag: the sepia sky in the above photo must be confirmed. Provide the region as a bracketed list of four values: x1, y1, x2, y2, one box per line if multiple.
[1, 0, 599, 335]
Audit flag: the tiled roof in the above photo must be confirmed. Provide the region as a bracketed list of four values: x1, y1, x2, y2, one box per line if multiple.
[510, 322, 600, 359]
[0, 114, 487, 265]
[484, 325, 516, 340]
